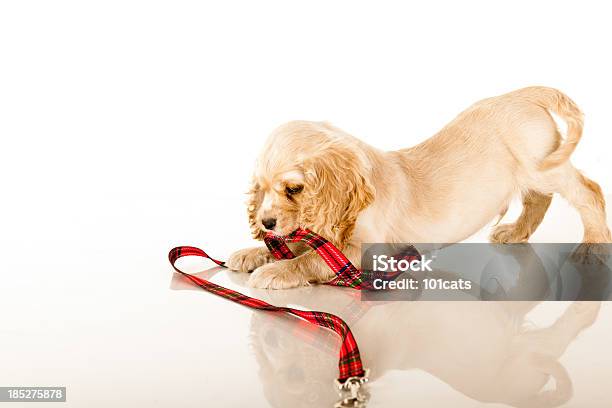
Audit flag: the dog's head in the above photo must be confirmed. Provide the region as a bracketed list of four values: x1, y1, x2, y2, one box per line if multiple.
[248, 121, 374, 248]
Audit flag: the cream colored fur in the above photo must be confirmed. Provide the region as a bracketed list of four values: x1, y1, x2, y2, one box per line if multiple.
[226, 86, 611, 289]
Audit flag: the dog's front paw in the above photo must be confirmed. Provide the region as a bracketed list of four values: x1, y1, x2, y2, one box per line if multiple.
[248, 262, 309, 289]
[226, 247, 274, 272]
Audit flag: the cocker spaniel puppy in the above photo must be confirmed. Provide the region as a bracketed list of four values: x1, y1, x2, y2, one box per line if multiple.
[227, 86, 611, 289]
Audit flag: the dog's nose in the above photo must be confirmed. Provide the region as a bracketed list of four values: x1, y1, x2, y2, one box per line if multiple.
[262, 218, 277, 230]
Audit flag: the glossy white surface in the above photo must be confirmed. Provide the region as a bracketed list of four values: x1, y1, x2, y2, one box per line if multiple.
[2, 193, 611, 407]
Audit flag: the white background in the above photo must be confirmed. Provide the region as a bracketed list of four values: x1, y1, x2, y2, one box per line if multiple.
[1, 1, 612, 407]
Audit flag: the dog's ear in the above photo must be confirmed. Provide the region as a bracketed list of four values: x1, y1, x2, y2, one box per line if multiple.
[299, 144, 374, 248]
[247, 179, 265, 240]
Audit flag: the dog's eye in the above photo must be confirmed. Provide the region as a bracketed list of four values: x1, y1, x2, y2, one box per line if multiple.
[285, 185, 304, 196]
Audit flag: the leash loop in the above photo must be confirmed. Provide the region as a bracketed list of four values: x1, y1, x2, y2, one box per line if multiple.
[169, 228, 371, 382]
[169, 228, 419, 389]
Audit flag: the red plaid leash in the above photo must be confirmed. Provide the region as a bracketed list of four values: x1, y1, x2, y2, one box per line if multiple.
[168, 227, 420, 403]
[168, 228, 366, 383]
[262, 228, 367, 288]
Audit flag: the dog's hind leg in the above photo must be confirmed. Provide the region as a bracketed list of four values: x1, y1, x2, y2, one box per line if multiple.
[549, 166, 612, 243]
[489, 190, 552, 243]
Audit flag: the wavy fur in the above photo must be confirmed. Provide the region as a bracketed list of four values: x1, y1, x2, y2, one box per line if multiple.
[229, 87, 611, 289]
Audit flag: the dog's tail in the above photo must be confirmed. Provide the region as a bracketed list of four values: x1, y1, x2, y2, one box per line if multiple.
[518, 86, 584, 170]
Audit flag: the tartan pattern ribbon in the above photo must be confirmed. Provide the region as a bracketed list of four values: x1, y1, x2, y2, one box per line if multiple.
[263, 228, 365, 288]
[168, 227, 420, 382]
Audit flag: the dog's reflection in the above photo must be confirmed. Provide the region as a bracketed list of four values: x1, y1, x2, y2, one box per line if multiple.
[243, 243, 605, 408]
[250, 299, 600, 408]
[250, 312, 340, 407]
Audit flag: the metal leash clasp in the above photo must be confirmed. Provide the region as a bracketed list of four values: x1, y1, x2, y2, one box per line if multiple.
[334, 369, 370, 408]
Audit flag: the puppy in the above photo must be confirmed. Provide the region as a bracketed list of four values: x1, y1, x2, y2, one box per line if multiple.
[227, 86, 611, 289]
